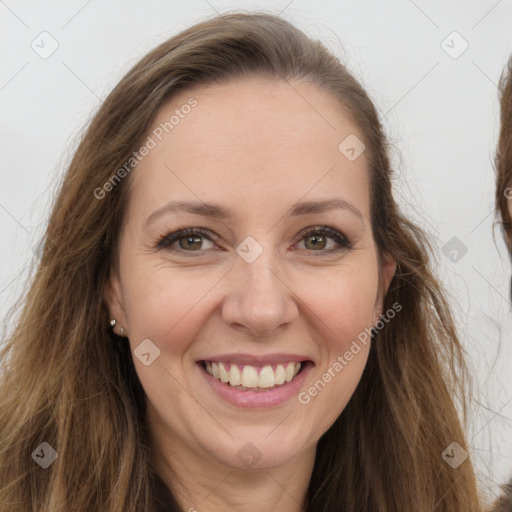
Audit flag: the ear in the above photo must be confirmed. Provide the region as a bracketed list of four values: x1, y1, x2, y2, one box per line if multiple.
[506, 200, 512, 251]
[103, 273, 128, 334]
[372, 252, 396, 323]
[507, 195, 512, 222]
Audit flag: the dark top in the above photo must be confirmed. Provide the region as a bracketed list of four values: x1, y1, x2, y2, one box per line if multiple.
[152, 473, 182, 512]
[493, 480, 512, 512]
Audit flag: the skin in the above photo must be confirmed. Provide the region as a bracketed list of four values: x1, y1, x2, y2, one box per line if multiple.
[105, 77, 396, 512]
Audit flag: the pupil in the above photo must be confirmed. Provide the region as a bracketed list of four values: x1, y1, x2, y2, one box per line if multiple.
[307, 235, 325, 250]
[181, 236, 202, 250]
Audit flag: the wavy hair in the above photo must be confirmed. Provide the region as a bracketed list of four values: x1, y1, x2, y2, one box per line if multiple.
[0, 11, 481, 511]
[496, 56, 512, 246]
[493, 55, 512, 512]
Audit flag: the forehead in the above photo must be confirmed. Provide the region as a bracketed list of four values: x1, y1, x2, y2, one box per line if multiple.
[128, 77, 370, 223]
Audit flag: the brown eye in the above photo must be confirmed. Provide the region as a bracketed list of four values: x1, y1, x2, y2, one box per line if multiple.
[296, 226, 352, 254]
[157, 228, 215, 252]
[177, 235, 205, 251]
[303, 233, 329, 250]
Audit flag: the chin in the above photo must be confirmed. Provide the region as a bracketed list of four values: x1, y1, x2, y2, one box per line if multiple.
[203, 431, 310, 471]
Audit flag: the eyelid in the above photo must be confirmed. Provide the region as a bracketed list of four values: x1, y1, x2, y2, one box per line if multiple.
[155, 227, 215, 251]
[295, 225, 352, 249]
[289, 226, 353, 257]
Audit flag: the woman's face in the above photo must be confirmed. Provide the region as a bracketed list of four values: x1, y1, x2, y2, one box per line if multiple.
[105, 77, 395, 471]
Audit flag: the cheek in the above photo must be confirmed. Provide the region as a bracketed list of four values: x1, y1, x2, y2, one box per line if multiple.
[297, 264, 379, 348]
[122, 250, 380, 355]
[293, 264, 378, 416]
[122, 263, 222, 352]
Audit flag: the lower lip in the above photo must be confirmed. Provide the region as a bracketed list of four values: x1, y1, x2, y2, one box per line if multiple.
[198, 362, 312, 408]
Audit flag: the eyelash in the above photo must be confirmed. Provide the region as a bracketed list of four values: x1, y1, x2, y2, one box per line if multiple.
[155, 225, 352, 256]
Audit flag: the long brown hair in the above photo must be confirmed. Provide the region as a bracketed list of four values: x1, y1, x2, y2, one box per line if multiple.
[493, 55, 512, 512]
[496, 57, 512, 253]
[0, 11, 482, 511]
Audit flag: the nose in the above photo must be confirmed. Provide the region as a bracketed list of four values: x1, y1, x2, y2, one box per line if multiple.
[220, 249, 299, 338]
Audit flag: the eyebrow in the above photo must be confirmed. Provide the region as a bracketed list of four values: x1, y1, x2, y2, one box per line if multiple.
[145, 198, 364, 227]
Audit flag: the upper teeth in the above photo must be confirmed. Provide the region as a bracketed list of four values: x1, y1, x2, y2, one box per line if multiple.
[204, 361, 302, 389]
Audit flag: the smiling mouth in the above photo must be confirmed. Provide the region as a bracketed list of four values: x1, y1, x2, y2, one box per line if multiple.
[199, 360, 308, 391]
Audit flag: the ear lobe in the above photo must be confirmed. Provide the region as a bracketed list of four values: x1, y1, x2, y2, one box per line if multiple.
[103, 274, 127, 327]
[373, 253, 397, 323]
[381, 253, 397, 295]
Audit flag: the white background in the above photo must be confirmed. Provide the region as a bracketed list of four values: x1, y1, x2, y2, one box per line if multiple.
[1, 0, 511, 505]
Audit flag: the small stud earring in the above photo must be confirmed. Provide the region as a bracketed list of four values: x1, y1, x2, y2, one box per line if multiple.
[110, 318, 126, 337]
